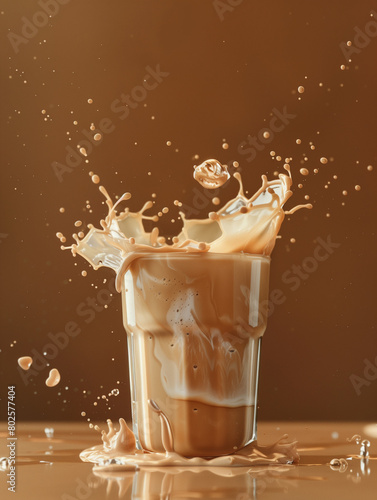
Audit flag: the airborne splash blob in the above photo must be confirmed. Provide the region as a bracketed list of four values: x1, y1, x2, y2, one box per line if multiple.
[62, 160, 311, 291]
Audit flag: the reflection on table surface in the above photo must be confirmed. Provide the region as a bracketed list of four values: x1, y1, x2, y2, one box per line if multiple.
[0, 422, 376, 499]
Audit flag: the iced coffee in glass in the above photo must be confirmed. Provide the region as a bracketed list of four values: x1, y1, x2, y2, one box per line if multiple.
[122, 253, 270, 457]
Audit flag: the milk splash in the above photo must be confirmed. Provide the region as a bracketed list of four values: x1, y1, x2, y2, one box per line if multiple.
[64, 160, 307, 467]
[80, 401, 299, 469]
[62, 160, 311, 290]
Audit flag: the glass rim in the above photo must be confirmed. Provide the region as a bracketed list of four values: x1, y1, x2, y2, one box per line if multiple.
[128, 252, 271, 262]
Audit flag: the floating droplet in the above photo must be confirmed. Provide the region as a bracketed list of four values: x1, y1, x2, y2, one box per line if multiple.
[18, 356, 33, 371]
[193, 160, 230, 189]
[46, 368, 61, 387]
[298, 86, 305, 94]
[300, 168, 309, 176]
[320, 157, 328, 164]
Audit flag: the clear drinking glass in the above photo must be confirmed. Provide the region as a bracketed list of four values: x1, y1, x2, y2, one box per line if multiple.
[121, 253, 270, 457]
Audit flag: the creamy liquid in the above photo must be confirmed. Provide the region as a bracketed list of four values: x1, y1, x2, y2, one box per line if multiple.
[45, 368, 61, 387]
[63, 160, 311, 292]
[18, 356, 33, 370]
[81, 411, 299, 468]
[122, 252, 269, 456]
[63, 160, 309, 464]
[193, 159, 230, 188]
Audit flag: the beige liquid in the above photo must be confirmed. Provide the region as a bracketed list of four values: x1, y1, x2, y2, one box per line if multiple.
[122, 253, 269, 457]
[45, 368, 61, 387]
[62, 159, 309, 464]
[18, 356, 33, 370]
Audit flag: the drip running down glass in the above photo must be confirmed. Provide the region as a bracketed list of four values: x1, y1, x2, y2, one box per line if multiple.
[121, 252, 270, 457]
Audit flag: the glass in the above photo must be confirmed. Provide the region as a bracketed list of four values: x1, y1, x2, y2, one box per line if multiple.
[121, 253, 270, 457]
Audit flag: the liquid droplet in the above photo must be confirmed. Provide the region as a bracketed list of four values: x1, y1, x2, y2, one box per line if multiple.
[46, 368, 61, 387]
[44, 427, 54, 438]
[18, 356, 33, 370]
[360, 439, 370, 458]
[329, 458, 348, 472]
[193, 160, 230, 189]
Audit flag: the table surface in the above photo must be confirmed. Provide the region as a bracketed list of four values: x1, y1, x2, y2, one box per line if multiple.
[0, 421, 376, 500]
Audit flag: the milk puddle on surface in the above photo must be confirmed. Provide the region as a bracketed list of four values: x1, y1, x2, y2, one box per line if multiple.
[80, 401, 299, 470]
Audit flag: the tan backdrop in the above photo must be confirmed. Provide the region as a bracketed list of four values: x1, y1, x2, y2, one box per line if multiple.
[1, 0, 376, 422]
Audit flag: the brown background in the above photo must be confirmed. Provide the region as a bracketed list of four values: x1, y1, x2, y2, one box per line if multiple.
[1, 0, 376, 422]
